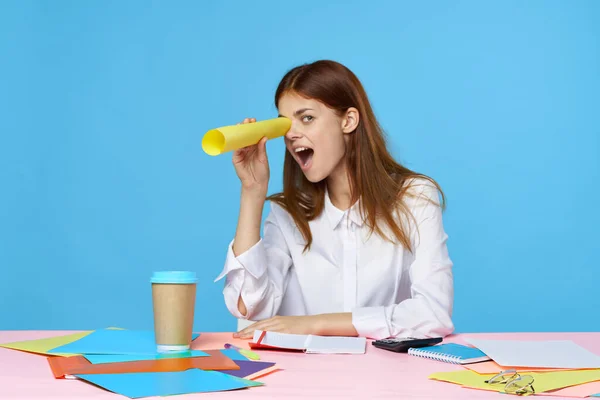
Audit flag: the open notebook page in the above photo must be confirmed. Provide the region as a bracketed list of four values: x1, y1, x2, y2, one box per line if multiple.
[305, 335, 366, 354]
[252, 331, 307, 350]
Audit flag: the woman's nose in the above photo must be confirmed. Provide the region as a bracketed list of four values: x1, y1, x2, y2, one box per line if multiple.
[285, 124, 302, 141]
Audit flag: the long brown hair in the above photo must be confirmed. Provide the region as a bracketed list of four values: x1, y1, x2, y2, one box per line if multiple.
[267, 60, 445, 252]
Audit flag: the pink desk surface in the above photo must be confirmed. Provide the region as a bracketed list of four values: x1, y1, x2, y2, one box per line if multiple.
[1, 331, 599, 399]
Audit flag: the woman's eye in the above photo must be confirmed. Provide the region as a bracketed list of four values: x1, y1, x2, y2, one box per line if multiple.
[301, 115, 314, 123]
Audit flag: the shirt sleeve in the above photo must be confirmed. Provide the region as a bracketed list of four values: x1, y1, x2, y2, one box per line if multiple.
[351, 181, 454, 339]
[213, 204, 294, 321]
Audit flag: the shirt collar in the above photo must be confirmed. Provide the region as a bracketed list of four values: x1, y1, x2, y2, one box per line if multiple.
[324, 188, 364, 230]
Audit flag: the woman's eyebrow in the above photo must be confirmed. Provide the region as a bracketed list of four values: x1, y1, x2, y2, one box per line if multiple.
[278, 108, 314, 118]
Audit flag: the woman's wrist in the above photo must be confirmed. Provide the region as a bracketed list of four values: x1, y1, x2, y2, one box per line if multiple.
[311, 313, 357, 336]
[239, 190, 266, 226]
[241, 185, 267, 200]
[232, 188, 267, 256]
[311, 315, 327, 335]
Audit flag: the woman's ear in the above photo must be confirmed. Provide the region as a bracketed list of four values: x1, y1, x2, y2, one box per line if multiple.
[341, 107, 360, 134]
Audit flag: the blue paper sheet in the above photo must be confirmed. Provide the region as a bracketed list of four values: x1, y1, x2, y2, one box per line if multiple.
[85, 349, 208, 364]
[220, 348, 250, 361]
[48, 329, 200, 355]
[75, 369, 261, 398]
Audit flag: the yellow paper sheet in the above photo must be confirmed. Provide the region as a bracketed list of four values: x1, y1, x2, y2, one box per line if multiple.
[465, 360, 571, 374]
[202, 117, 291, 156]
[0, 331, 92, 357]
[429, 369, 600, 394]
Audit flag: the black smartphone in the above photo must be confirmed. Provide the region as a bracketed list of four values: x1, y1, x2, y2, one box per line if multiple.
[372, 337, 443, 353]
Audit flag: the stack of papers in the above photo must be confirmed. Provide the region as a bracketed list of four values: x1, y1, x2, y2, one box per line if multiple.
[0, 328, 280, 398]
[427, 338, 600, 398]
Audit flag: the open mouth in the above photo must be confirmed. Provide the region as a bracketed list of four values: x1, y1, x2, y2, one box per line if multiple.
[294, 147, 314, 168]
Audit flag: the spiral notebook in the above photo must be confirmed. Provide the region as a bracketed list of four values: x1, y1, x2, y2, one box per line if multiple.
[408, 343, 490, 364]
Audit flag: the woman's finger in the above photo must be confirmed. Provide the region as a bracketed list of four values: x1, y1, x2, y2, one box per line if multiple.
[236, 331, 254, 340]
[257, 137, 268, 163]
[234, 321, 265, 338]
[235, 318, 276, 338]
[232, 148, 248, 163]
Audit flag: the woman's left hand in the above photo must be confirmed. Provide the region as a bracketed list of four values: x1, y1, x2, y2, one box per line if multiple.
[233, 315, 323, 339]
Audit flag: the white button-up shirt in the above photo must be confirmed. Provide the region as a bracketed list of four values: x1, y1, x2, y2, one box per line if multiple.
[215, 179, 454, 340]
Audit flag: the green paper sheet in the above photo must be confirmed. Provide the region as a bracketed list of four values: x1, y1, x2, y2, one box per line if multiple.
[0, 331, 92, 357]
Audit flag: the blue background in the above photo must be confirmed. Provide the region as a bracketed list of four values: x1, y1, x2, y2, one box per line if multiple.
[1, 0, 598, 333]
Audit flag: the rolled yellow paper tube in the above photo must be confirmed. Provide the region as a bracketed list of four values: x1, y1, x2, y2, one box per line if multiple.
[202, 117, 292, 156]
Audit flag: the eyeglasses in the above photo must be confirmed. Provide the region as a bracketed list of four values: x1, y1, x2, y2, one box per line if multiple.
[485, 369, 535, 396]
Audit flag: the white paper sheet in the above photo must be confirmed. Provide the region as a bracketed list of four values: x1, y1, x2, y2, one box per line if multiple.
[465, 338, 600, 368]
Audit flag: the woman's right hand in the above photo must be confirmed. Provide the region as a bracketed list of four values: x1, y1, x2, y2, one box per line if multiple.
[232, 118, 269, 195]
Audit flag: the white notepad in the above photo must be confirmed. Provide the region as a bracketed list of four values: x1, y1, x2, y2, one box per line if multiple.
[465, 338, 600, 369]
[251, 330, 366, 354]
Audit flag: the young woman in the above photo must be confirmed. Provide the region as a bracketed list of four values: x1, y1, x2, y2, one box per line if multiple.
[214, 60, 454, 341]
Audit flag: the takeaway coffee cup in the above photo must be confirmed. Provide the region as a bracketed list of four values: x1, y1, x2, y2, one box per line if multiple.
[151, 271, 197, 352]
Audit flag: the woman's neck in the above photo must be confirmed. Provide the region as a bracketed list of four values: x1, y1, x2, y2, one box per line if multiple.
[326, 161, 353, 210]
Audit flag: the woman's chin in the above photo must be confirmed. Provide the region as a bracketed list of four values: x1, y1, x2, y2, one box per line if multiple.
[302, 169, 327, 183]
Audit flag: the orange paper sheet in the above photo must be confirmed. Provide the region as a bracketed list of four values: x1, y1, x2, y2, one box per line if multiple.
[191, 333, 251, 351]
[540, 381, 600, 398]
[244, 366, 280, 381]
[48, 350, 239, 378]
